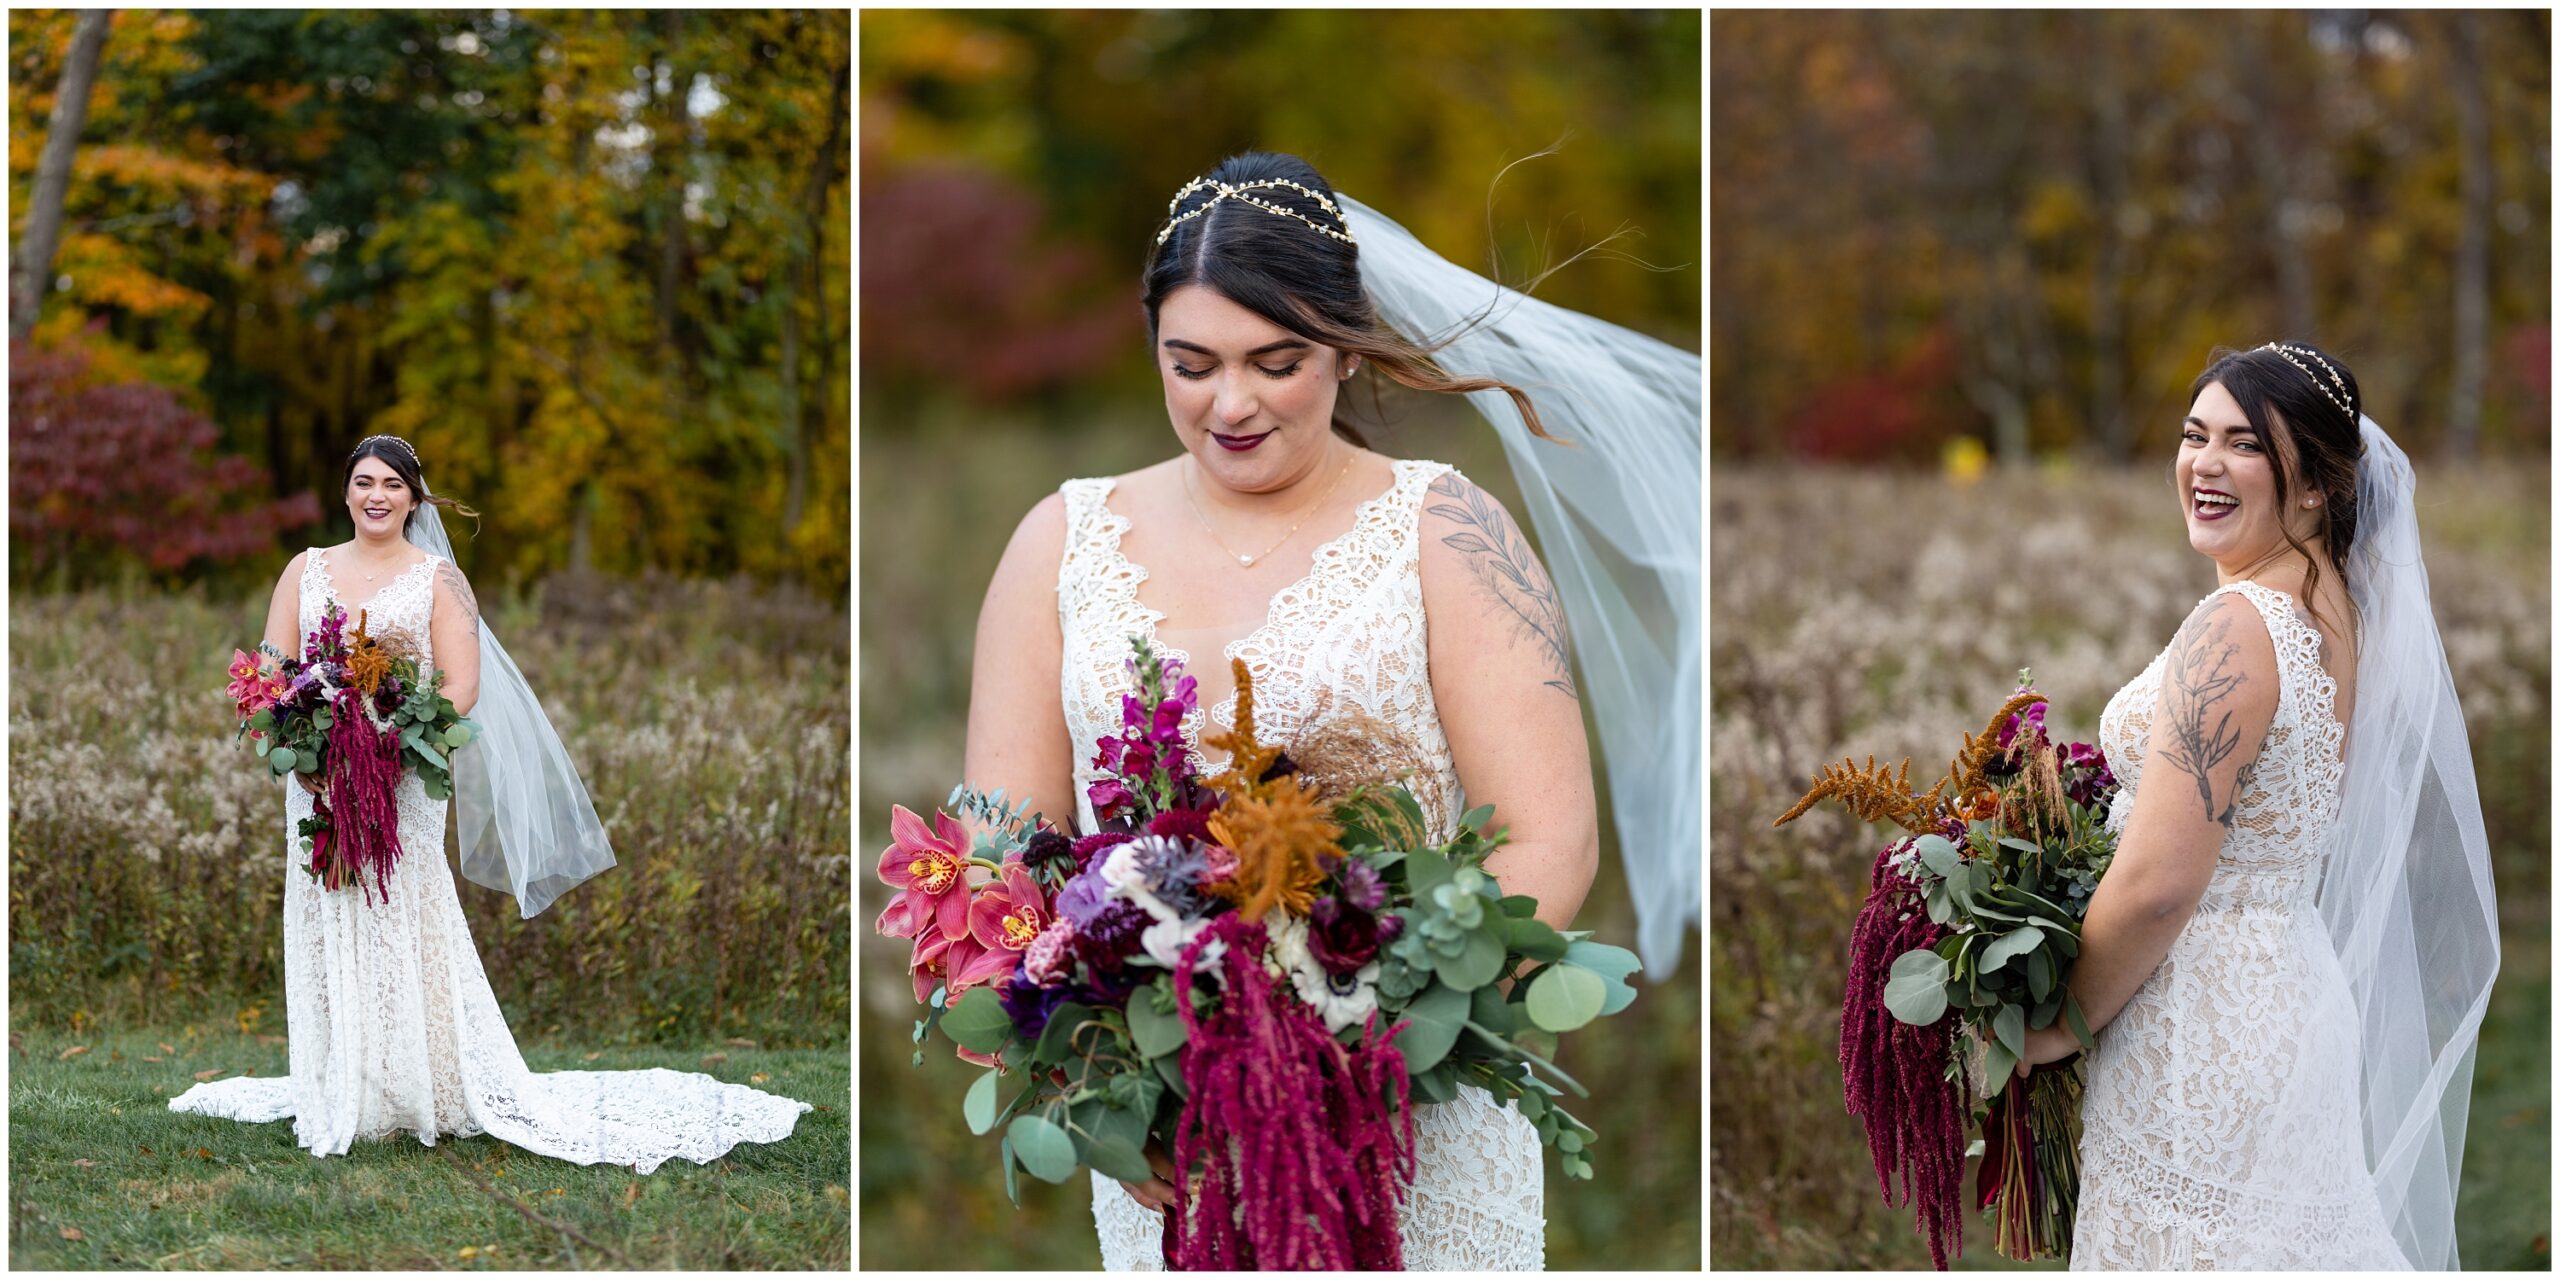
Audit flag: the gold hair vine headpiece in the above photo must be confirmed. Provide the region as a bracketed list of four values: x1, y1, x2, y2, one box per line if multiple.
[1156, 177, 1356, 247]
[2257, 342, 2353, 421]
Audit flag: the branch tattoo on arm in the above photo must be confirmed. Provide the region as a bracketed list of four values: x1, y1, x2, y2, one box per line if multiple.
[436, 560, 481, 640]
[2156, 597, 2249, 828]
[1426, 473, 1577, 698]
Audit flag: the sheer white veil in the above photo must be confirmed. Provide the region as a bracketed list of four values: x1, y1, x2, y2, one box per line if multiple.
[2317, 415, 2499, 1268]
[1338, 194, 1702, 980]
[406, 495, 618, 917]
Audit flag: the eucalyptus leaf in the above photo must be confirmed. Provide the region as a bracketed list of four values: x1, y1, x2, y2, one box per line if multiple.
[1411, 1061, 1459, 1105]
[1033, 1003, 1097, 1065]
[1394, 982, 1470, 1076]
[269, 748, 297, 775]
[1559, 941, 1640, 1015]
[1994, 1002, 2026, 1061]
[1998, 836, 2044, 855]
[1007, 1114, 1078, 1184]
[409, 739, 448, 770]
[1000, 1135, 1020, 1206]
[1080, 1129, 1153, 1185]
[1404, 847, 1456, 901]
[1126, 991, 1186, 1060]
[2026, 948, 2055, 1003]
[1459, 803, 1496, 833]
[442, 723, 473, 748]
[941, 988, 1016, 1055]
[1912, 835, 1962, 878]
[1469, 982, 1518, 1040]
[1152, 1051, 1187, 1100]
[1437, 924, 1507, 991]
[1524, 963, 1607, 1033]
[1983, 1037, 2017, 1092]
[1882, 949, 1950, 1025]
[963, 1070, 1000, 1135]
[2064, 995, 2096, 1052]
[1978, 925, 2045, 974]
[1506, 916, 1569, 962]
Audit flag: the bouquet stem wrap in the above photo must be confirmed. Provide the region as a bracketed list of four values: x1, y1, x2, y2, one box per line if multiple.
[321, 689, 407, 904]
[1165, 913, 1416, 1270]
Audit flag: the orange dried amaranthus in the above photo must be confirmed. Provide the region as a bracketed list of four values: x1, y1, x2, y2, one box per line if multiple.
[1203, 658, 1338, 919]
[1773, 690, 2050, 834]
[343, 608, 393, 700]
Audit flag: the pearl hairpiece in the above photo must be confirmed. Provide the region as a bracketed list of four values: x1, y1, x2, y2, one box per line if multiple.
[1156, 176, 1356, 247]
[2257, 342, 2354, 422]
[350, 433, 422, 473]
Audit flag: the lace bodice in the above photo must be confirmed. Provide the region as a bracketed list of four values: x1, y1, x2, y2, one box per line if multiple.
[1056, 458, 1542, 1270]
[1056, 458, 1466, 842]
[2073, 579, 2405, 1269]
[304, 545, 441, 674]
[2096, 580, 2348, 910]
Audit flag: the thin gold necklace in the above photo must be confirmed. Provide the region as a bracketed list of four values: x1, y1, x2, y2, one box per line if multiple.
[1182, 450, 1356, 569]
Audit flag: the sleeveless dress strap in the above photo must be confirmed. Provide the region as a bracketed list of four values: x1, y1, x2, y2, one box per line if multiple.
[2207, 580, 2326, 721]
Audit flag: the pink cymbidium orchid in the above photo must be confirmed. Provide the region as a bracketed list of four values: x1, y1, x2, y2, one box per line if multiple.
[955, 861, 1050, 990]
[876, 804, 980, 942]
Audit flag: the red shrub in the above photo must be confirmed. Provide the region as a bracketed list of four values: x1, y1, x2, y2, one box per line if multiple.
[9, 340, 319, 580]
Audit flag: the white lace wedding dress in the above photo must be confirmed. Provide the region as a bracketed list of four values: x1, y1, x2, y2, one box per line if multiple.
[168, 546, 811, 1172]
[1057, 458, 1546, 1270]
[2074, 580, 2407, 1269]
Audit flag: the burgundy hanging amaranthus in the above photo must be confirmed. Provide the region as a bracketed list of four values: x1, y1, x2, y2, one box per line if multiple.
[1840, 836, 1966, 1270]
[316, 686, 407, 904]
[1164, 912, 1416, 1270]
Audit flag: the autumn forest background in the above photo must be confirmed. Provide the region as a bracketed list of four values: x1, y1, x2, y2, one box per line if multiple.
[860, 9, 1700, 1270]
[1712, 10, 2550, 1269]
[8, 10, 850, 1267]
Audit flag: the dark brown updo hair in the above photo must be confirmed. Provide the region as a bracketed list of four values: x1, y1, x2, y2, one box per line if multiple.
[2187, 342, 2364, 632]
[1142, 150, 1554, 445]
[343, 435, 479, 537]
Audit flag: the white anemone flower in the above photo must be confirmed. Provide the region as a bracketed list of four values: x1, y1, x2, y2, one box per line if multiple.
[1291, 956, 1384, 1035]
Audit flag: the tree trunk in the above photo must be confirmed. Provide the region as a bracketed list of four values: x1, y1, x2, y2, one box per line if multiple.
[2085, 10, 2133, 462]
[2241, 16, 2315, 338]
[12, 10, 113, 343]
[784, 53, 850, 534]
[2447, 11, 2492, 458]
[654, 9, 690, 361]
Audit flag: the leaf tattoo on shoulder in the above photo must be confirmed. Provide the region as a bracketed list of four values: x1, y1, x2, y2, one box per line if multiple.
[1426, 473, 1577, 698]
[2157, 596, 2249, 828]
[435, 559, 481, 639]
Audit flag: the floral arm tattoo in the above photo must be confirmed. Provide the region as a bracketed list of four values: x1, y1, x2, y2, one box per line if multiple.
[436, 559, 480, 639]
[1426, 473, 1577, 698]
[2156, 596, 2249, 828]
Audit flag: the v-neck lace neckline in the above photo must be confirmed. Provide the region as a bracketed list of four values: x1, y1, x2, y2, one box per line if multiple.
[314, 546, 434, 615]
[1097, 462, 1411, 775]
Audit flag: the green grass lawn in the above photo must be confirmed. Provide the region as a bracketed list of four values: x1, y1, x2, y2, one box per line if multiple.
[8, 1025, 849, 1270]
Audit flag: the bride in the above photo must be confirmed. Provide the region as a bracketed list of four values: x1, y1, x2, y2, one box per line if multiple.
[960, 152, 1699, 1269]
[170, 435, 812, 1172]
[2013, 343, 2499, 1268]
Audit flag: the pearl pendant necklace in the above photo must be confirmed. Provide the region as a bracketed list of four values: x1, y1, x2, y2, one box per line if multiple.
[1184, 450, 1356, 570]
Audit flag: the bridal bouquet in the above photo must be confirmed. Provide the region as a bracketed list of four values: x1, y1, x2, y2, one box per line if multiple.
[227, 601, 477, 902]
[878, 638, 1640, 1270]
[1773, 674, 2116, 1268]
